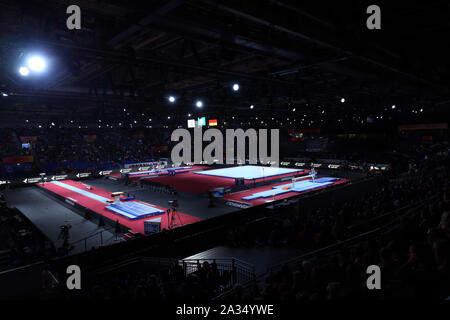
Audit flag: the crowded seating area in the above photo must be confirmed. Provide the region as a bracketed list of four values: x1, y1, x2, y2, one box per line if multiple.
[0, 128, 170, 178]
[257, 194, 449, 300]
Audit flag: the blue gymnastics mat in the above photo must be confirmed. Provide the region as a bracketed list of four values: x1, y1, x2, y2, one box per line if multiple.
[242, 177, 340, 201]
[106, 201, 165, 220]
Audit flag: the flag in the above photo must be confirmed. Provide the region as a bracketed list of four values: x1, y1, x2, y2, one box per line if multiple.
[208, 119, 218, 126]
[197, 117, 206, 127]
[187, 119, 196, 128]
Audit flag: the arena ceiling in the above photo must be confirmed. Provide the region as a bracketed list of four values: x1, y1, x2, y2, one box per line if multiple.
[0, 0, 449, 130]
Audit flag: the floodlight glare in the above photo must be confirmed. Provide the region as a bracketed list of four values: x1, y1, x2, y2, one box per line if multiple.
[27, 56, 46, 72]
[196, 100, 203, 108]
[168, 96, 176, 103]
[19, 66, 30, 76]
[232, 83, 239, 91]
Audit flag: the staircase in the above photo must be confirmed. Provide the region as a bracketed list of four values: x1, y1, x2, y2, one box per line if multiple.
[121, 230, 139, 241]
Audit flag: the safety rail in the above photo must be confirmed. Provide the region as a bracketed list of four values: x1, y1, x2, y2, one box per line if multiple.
[89, 256, 255, 285]
[213, 229, 380, 300]
[70, 227, 121, 252]
[91, 256, 177, 276]
[346, 195, 438, 235]
[87, 256, 255, 297]
[181, 258, 256, 289]
[389, 165, 446, 184]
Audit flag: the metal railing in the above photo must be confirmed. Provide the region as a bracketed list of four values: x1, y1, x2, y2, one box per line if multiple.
[181, 258, 256, 289]
[88, 255, 255, 297]
[69, 227, 121, 252]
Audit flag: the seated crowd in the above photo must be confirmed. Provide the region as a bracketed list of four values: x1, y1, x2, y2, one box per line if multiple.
[257, 195, 449, 300]
[1, 128, 170, 178]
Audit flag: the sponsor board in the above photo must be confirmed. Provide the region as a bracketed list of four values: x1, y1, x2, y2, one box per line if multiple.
[76, 173, 91, 178]
[23, 177, 42, 184]
[225, 201, 252, 209]
[51, 175, 68, 181]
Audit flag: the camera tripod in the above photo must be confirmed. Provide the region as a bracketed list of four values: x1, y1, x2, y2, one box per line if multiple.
[167, 205, 183, 229]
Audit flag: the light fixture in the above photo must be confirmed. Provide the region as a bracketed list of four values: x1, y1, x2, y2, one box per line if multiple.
[27, 56, 46, 72]
[168, 96, 176, 103]
[196, 100, 203, 108]
[250, 105, 254, 109]
[340, 98, 345, 103]
[232, 83, 239, 91]
[19, 66, 29, 76]
[391, 105, 396, 109]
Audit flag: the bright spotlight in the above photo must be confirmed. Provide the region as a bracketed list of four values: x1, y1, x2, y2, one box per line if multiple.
[19, 66, 30, 76]
[340, 98, 345, 103]
[232, 83, 239, 91]
[391, 105, 396, 109]
[28, 56, 46, 72]
[196, 100, 203, 108]
[1, 93, 8, 97]
[168, 96, 176, 103]
[250, 105, 254, 109]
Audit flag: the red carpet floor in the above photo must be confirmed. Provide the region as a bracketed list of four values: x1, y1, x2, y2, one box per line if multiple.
[37, 180, 200, 234]
[141, 169, 308, 194]
[223, 177, 349, 206]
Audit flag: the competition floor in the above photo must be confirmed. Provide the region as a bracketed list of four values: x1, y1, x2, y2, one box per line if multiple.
[37, 180, 200, 234]
[194, 165, 302, 180]
[4, 165, 352, 253]
[223, 176, 349, 206]
[141, 165, 307, 194]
